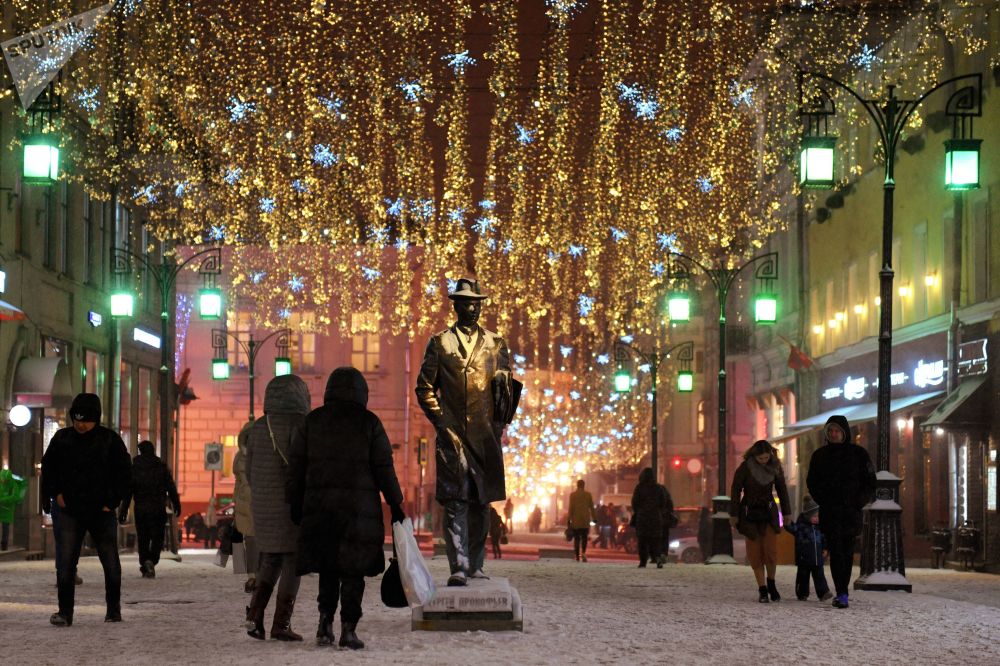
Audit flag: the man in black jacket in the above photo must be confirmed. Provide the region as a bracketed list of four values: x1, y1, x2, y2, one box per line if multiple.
[806, 414, 876, 610]
[119, 440, 180, 579]
[41, 393, 131, 626]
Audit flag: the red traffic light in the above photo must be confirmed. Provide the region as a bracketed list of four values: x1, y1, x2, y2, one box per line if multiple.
[672, 457, 682, 468]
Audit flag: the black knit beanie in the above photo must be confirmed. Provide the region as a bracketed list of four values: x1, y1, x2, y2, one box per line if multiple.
[70, 393, 102, 423]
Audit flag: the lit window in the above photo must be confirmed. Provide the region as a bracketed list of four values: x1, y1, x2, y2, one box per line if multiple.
[351, 312, 380, 372]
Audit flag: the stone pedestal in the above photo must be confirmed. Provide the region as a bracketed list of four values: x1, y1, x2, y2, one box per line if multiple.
[411, 576, 523, 632]
[855, 471, 912, 592]
[706, 495, 737, 565]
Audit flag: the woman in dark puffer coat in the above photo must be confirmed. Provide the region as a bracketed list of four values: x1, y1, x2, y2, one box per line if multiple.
[631, 467, 667, 568]
[287, 367, 405, 650]
[245, 375, 311, 641]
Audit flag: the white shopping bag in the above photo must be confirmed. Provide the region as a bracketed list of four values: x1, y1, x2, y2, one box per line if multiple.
[213, 548, 229, 568]
[392, 518, 435, 607]
[231, 541, 247, 575]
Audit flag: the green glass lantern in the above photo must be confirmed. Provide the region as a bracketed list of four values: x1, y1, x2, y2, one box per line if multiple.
[274, 357, 292, 376]
[754, 293, 778, 324]
[212, 358, 230, 380]
[799, 135, 836, 188]
[613, 369, 632, 393]
[110, 291, 134, 318]
[944, 138, 981, 191]
[198, 287, 223, 319]
[23, 133, 60, 184]
[667, 292, 691, 322]
[676, 370, 694, 393]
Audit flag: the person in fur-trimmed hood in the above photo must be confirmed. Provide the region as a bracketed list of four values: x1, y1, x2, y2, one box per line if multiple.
[806, 415, 875, 609]
[785, 495, 832, 601]
[730, 440, 792, 603]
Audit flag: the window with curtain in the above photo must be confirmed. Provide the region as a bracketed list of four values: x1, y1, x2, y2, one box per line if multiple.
[227, 311, 253, 369]
[288, 311, 317, 373]
[351, 312, 380, 373]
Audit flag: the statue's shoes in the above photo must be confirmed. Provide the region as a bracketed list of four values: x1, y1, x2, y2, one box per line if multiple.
[470, 570, 489, 579]
[447, 572, 468, 586]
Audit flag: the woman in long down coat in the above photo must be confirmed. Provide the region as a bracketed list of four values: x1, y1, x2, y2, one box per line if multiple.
[287, 367, 405, 650]
[233, 422, 256, 593]
[245, 375, 311, 641]
[730, 440, 792, 603]
[631, 467, 667, 568]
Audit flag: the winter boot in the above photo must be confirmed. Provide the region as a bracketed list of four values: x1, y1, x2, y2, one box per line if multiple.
[766, 578, 781, 602]
[144, 560, 156, 579]
[270, 595, 303, 641]
[339, 622, 365, 650]
[49, 612, 72, 627]
[315, 613, 335, 646]
[105, 607, 122, 623]
[244, 576, 256, 594]
[758, 585, 770, 603]
[832, 594, 849, 609]
[246, 580, 274, 639]
[819, 590, 833, 602]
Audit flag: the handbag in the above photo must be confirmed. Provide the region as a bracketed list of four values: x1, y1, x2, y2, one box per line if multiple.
[500, 534, 509, 545]
[213, 548, 229, 568]
[564, 526, 574, 541]
[744, 501, 772, 523]
[381, 557, 408, 608]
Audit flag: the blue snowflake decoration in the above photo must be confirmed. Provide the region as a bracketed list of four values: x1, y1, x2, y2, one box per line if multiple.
[596, 353, 610, 365]
[515, 123, 536, 145]
[662, 126, 685, 142]
[473, 216, 495, 235]
[448, 207, 465, 224]
[77, 87, 100, 112]
[425, 283, 439, 295]
[568, 243, 586, 258]
[117, 0, 143, 17]
[259, 197, 276, 213]
[696, 176, 714, 193]
[443, 50, 476, 75]
[850, 44, 881, 71]
[369, 225, 391, 246]
[384, 197, 405, 217]
[134, 184, 158, 204]
[650, 262, 665, 277]
[209, 225, 225, 241]
[514, 354, 527, 365]
[577, 294, 595, 317]
[546, 250, 561, 263]
[278, 308, 292, 320]
[570, 391, 581, 401]
[486, 238, 497, 251]
[657, 232, 678, 252]
[447, 279, 459, 293]
[617, 82, 659, 120]
[361, 267, 381, 282]
[543, 388, 555, 397]
[312, 144, 339, 168]
[317, 95, 344, 115]
[620, 334, 634, 344]
[545, 0, 586, 19]
[479, 199, 496, 211]
[250, 271, 266, 285]
[224, 167, 242, 185]
[227, 97, 257, 122]
[288, 276, 305, 292]
[502, 239, 514, 254]
[398, 79, 423, 103]
[610, 226, 628, 242]
[414, 198, 435, 221]
[175, 182, 189, 198]
[729, 81, 755, 107]
[291, 179, 309, 193]
[394, 237, 410, 251]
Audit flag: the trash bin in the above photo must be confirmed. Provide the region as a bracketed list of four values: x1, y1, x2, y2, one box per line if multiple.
[955, 521, 981, 571]
[929, 525, 952, 569]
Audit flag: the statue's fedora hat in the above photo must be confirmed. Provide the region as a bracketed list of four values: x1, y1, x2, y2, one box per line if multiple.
[448, 278, 488, 301]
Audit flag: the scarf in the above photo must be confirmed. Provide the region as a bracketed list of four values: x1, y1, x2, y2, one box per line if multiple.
[747, 456, 779, 487]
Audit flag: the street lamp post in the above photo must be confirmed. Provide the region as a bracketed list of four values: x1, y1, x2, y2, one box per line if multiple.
[798, 71, 983, 592]
[613, 339, 695, 482]
[111, 246, 222, 473]
[667, 251, 779, 563]
[211, 328, 292, 421]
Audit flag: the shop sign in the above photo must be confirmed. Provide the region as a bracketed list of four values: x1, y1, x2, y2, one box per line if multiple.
[958, 339, 988, 377]
[133, 327, 161, 349]
[823, 357, 947, 402]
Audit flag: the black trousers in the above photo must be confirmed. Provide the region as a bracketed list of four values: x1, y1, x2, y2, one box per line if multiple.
[827, 533, 856, 596]
[795, 564, 830, 599]
[135, 512, 166, 566]
[318, 570, 364, 623]
[638, 535, 661, 566]
[572, 528, 589, 559]
[56, 510, 121, 616]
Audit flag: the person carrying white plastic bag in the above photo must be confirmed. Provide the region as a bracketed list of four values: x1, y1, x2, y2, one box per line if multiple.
[392, 518, 435, 607]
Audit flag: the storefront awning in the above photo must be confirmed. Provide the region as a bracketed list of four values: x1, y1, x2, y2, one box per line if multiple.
[921, 377, 989, 429]
[0, 298, 26, 321]
[770, 390, 944, 444]
[12, 357, 73, 408]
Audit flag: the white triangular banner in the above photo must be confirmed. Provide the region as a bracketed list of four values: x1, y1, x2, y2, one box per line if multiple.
[1, 3, 113, 111]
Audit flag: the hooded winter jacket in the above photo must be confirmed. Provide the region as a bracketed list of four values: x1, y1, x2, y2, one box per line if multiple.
[786, 514, 827, 567]
[730, 454, 791, 540]
[287, 367, 403, 577]
[42, 425, 131, 517]
[247, 375, 310, 553]
[123, 448, 180, 516]
[631, 468, 667, 540]
[806, 415, 876, 538]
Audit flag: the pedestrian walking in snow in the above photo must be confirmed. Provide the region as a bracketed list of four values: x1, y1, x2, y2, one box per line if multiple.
[234, 420, 258, 594]
[657, 482, 676, 566]
[806, 415, 876, 609]
[287, 367, 405, 649]
[529, 505, 542, 533]
[785, 495, 832, 601]
[41, 393, 131, 626]
[119, 440, 181, 579]
[503, 498, 514, 535]
[245, 375, 310, 641]
[568, 479, 596, 562]
[631, 467, 666, 568]
[204, 495, 218, 548]
[730, 440, 792, 602]
[489, 506, 506, 559]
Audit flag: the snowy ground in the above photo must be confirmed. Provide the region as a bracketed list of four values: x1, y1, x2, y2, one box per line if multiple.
[1, 548, 998, 666]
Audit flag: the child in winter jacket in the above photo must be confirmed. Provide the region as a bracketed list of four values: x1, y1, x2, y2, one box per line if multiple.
[785, 495, 832, 601]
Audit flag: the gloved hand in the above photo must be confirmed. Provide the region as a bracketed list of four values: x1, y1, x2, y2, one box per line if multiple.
[118, 510, 129, 525]
[390, 504, 406, 524]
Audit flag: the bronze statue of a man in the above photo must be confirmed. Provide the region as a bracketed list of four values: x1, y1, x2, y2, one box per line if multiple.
[415, 278, 513, 586]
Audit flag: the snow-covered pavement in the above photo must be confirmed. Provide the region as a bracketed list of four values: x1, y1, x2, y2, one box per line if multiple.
[1, 550, 998, 665]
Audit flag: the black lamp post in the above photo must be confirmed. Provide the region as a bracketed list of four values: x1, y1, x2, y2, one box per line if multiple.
[798, 71, 983, 592]
[613, 339, 695, 482]
[211, 328, 292, 421]
[110, 246, 222, 473]
[667, 250, 779, 563]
